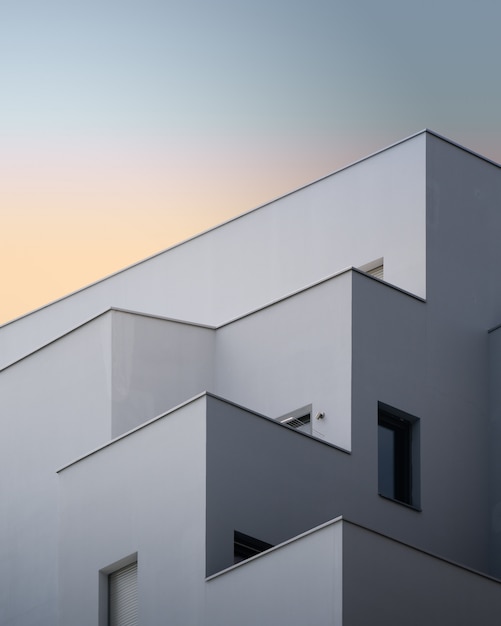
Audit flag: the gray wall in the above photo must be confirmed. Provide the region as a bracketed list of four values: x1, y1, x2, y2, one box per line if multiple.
[425, 135, 501, 572]
[207, 392, 434, 576]
[488, 325, 501, 577]
[352, 270, 489, 572]
[206, 396, 351, 575]
[343, 521, 501, 626]
[426, 135, 501, 330]
[208, 249, 493, 578]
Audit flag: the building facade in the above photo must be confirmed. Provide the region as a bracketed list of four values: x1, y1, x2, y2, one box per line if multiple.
[1, 130, 501, 624]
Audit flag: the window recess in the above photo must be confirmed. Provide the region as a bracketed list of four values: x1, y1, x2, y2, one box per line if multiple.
[108, 561, 138, 626]
[234, 531, 273, 564]
[359, 258, 384, 280]
[367, 264, 384, 279]
[378, 403, 420, 508]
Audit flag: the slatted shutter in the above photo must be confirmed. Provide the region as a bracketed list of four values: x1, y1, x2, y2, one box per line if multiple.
[367, 264, 384, 280]
[109, 562, 138, 626]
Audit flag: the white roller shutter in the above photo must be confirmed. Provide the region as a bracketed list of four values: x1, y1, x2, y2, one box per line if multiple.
[109, 562, 138, 626]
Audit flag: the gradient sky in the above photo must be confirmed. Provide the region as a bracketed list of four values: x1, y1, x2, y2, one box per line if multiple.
[1, 0, 500, 324]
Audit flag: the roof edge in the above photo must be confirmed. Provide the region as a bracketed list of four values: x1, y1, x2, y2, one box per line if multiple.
[57, 392, 209, 473]
[0, 308, 114, 373]
[425, 129, 501, 169]
[0, 307, 215, 373]
[2, 268, 426, 371]
[58, 390, 352, 472]
[3, 128, 495, 330]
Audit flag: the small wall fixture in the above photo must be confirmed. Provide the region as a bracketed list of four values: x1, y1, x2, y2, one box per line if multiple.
[315, 411, 325, 420]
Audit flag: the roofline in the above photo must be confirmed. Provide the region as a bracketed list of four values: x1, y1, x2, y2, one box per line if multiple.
[344, 518, 501, 585]
[0, 306, 216, 373]
[108, 307, 217, 330]
[57, 389, 352, 473]
[0, 268, 425, 371]
[207, 513, 501, 584]
[425, 129, 501, 169]
[4, 128, 484, 331]
[220, 266, 425, 329]
[57, 392, 209, 473]
[206, 515, 345, 581]
[0, 308, 114, 373]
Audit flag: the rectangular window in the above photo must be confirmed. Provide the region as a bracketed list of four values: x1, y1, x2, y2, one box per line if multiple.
[378, 403, 420, 508]
[109, 561, 138, 626]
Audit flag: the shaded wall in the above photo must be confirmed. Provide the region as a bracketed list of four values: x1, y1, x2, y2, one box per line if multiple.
[111, 310, 215, 436]
[205, 396, 350, 576]
[343, 521, 501, 626]
[352, 270, 489, 572]
[423, 135, 501, 572]
[488, 325, 501, 577]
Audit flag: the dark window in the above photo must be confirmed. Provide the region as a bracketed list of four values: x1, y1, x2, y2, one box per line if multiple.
[378, 404, 420, 507]
[234, 531, 273, 564]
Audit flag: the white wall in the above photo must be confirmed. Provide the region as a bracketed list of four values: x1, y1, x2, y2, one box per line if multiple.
[206, 519, 343, 626]
[111, 310, 215, 436]
[0, 314, 113, 626]
[58, 397, 207, 626]
[0, 133, 426, 369]
[215, 271, 353, 450]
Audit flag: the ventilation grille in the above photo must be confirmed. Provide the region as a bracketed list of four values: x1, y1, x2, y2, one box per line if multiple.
[280, 414, 311, 429]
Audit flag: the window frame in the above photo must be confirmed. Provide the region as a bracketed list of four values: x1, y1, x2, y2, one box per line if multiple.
[378, 403, 421, 510]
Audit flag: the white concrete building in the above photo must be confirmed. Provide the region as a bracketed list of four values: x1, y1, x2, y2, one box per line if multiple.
[1, 130, 501, 625]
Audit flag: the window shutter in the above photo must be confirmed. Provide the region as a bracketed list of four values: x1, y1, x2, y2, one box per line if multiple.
[109, 562, 138, 626]
[367, 264, 384, 280]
